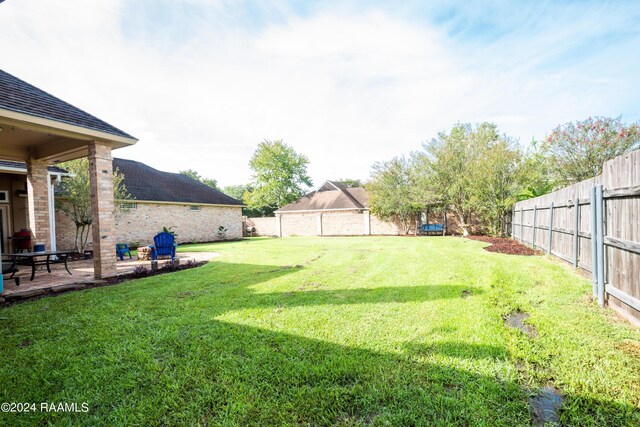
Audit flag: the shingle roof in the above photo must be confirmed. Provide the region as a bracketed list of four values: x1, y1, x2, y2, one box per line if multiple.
[114, 158, 243, 206]
[277, 180, 369, 212]
[0, 160, 68, 174]
[0, 69, 135, 139]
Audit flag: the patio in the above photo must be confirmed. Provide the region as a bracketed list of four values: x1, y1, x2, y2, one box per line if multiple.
[1, 251, 219, 302]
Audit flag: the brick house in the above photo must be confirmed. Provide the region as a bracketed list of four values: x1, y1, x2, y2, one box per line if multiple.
[269, 180, 405, 237]
[0, 69, 138, 278]
[0, 69, 242, 280]
[55, 158, 244, 249]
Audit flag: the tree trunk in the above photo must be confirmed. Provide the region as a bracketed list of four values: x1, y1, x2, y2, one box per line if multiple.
[456, 211, 470, 236]
[76, 223, 91, 254]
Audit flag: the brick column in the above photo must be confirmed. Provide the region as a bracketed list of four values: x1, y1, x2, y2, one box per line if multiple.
[26, 158, 52, 250]
[88, 141, 116, 278]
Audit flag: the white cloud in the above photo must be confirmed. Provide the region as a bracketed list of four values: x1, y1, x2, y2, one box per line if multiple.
[1, 0, 638, 187]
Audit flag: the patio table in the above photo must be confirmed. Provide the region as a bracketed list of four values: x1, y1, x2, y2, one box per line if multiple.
[6, 251, 73, 281]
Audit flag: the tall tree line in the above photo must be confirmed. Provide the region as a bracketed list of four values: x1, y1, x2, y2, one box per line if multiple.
[368, 117, 640, 236]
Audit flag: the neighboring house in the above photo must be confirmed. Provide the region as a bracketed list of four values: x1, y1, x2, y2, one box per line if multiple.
[267, 180, 404, 237]
[55, 158, 244, 249]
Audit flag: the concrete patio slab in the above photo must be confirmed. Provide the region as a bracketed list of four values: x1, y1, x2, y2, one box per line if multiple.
[1, 252, 219, 300]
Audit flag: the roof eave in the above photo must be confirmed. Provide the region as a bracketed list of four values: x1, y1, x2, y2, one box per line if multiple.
[116, 199, 245, 208]
[0, 108, 138, 147]
[275, 207, 367, 214]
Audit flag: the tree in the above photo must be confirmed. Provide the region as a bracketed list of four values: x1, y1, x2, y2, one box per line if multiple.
[222, 184, 248, 202]
[245, 139, 312, 212]
[543, 116, 640, 184]
[336, 178, 363, 187]
[179, 169, 219, 190]
[473, 129, 523, 236]
[418, 123, 479, 236]
[416, 122, 523, 236]
[56, 158, 132, 253]
[222, 184, 275, 217]
[367, 157, 423, 234]
[517, 140, 555, 201]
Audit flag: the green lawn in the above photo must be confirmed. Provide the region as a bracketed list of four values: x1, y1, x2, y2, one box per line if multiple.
[1, 237, 639, 426]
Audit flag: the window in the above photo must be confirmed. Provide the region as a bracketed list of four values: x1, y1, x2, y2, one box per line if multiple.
[189, 205, 201, 211]
[120, 202, 137, 209]
[0, 191, 8, 203]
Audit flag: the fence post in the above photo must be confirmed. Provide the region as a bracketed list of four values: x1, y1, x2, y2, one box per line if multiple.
[276, 213, 283, 237]
[573, 198, 579, 268]
[596, 185, 605, 307]
[511, 208, 515, 239]
[317, 213, 323, 236]
[520, 208, 524, 243]
[590, 187, 598, 298]
[548, 202, 554, 255]
[532, 205, 537, 249]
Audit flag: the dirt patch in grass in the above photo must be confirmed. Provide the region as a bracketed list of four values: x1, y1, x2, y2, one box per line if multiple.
[529, 385, 564, 426]
[617, 340, 640, 357]
[467, 236, 541, 256]
[504, 312, 538, 339]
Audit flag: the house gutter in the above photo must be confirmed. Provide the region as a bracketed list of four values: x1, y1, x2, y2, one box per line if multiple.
[0, 165, 28, 174]
[115, 199, 245, 208]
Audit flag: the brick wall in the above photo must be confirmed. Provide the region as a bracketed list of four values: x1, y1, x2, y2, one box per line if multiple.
[244, 217, 277, 236]
[321, 211, 368, 235]
[280, 212, 317, 236]
[274, 210, 403, 237]
[56, 202, 243, 250]
[246, 209, 476, 238]
[369, 214, 403, 235]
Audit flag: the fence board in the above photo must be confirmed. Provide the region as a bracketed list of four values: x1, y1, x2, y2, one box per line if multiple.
[513, 149, 640, 324]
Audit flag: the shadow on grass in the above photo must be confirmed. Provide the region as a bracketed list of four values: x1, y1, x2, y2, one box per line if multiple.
[1, 318, 526, 425]
[3, 316, 636, 426]
[162, 261, 483, 312]
[404, 341, 510, 361]
[1, 260, 638, 426]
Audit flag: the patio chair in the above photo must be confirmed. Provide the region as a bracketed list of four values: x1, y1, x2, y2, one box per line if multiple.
[116, 243, 132, 261]
[150, 232, 176, 263]
[1, 256, 20, 286]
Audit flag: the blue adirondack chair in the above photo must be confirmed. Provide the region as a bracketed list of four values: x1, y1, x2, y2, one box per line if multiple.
[116, 243, 132, 261]
[150, 232, 176, 262]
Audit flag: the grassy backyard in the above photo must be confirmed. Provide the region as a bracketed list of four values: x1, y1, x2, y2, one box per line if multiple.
[1, 236, 639, 426]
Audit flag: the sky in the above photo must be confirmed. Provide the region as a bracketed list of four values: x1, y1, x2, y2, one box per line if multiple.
[1, 0, 639, 189]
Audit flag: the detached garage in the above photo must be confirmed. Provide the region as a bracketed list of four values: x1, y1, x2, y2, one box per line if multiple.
[274, 180, 403, 237]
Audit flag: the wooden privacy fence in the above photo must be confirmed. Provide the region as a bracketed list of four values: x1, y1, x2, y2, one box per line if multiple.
[512, 149, 640, 324]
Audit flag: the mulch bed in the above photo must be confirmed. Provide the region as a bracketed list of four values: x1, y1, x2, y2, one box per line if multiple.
[104, 260, 208, 285]
[466, 236, 541, 256]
